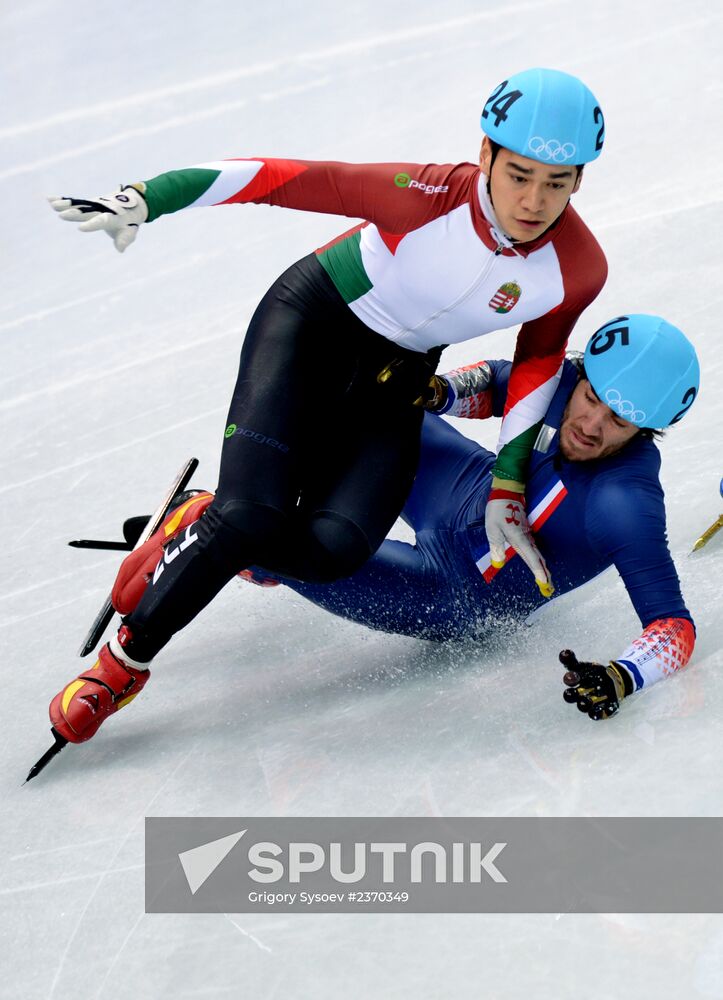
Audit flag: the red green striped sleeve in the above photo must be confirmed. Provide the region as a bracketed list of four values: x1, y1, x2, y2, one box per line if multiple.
[139, 157, 476, 230]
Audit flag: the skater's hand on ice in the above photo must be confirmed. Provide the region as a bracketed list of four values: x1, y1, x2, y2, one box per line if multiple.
[48, 184, 148, 253]
[484, 487, 554, 597]
[560, 650, 633, 720]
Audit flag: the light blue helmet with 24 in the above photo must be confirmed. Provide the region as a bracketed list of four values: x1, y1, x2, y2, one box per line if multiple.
[583, 315, 700, 429]
[481, 68, 605, 166]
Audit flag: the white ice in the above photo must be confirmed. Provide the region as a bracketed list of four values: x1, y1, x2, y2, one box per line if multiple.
[1, 1, 723, 997]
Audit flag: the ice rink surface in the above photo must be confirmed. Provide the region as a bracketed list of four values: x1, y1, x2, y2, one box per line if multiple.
[2, 0, 723, 996]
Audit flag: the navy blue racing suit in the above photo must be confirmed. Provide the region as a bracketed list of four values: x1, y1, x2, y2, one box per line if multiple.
[276, 360, 695, 692]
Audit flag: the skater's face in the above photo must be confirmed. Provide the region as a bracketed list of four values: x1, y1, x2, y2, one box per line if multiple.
[479, 137, 581, 243]
[559, 379, 640, 462]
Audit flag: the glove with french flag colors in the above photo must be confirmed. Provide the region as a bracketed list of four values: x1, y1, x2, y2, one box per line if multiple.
[485, 484, 554, 597]
[47, 184, 148, 253]
[560, 649, 634, 721]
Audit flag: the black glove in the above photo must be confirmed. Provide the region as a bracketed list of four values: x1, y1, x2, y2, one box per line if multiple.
[560, 649, 634, 720]
[419, 374, 449, 410]
[376, 354, 443, 407]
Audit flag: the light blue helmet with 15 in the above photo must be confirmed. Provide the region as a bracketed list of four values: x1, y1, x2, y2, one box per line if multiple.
[583, 315, 700, 428]
[481, 68, 604, 166]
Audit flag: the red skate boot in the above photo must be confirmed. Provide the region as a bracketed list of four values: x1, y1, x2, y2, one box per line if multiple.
[114, 490, 282, 609]
[49, 629, 151, 744]
[112, 491, 214, 615]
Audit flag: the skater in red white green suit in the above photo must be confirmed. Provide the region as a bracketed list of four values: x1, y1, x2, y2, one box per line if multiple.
[47, 68, 609, 747]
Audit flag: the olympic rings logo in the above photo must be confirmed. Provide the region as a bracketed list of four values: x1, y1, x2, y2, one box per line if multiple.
[527, 137, 577, 162]
[605, 388, 646, 424]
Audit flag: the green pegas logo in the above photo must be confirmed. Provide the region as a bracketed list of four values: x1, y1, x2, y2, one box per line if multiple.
[393, 171, 448, 195]
[223, 423, 290, 453]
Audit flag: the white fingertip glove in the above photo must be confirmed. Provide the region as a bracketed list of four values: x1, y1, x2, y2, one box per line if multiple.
[485, 489, 554, 597]
[48, 184, 148, 253]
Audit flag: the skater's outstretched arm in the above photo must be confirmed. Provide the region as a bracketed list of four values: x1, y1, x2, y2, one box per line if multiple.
[48, 158, 478, 252]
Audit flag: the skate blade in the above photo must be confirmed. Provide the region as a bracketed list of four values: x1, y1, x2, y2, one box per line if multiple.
[691, 515, 723, 553]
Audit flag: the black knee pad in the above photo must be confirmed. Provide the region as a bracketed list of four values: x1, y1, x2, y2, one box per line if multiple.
[304, 510, 374, 583]
[203, 499, 288, 570]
